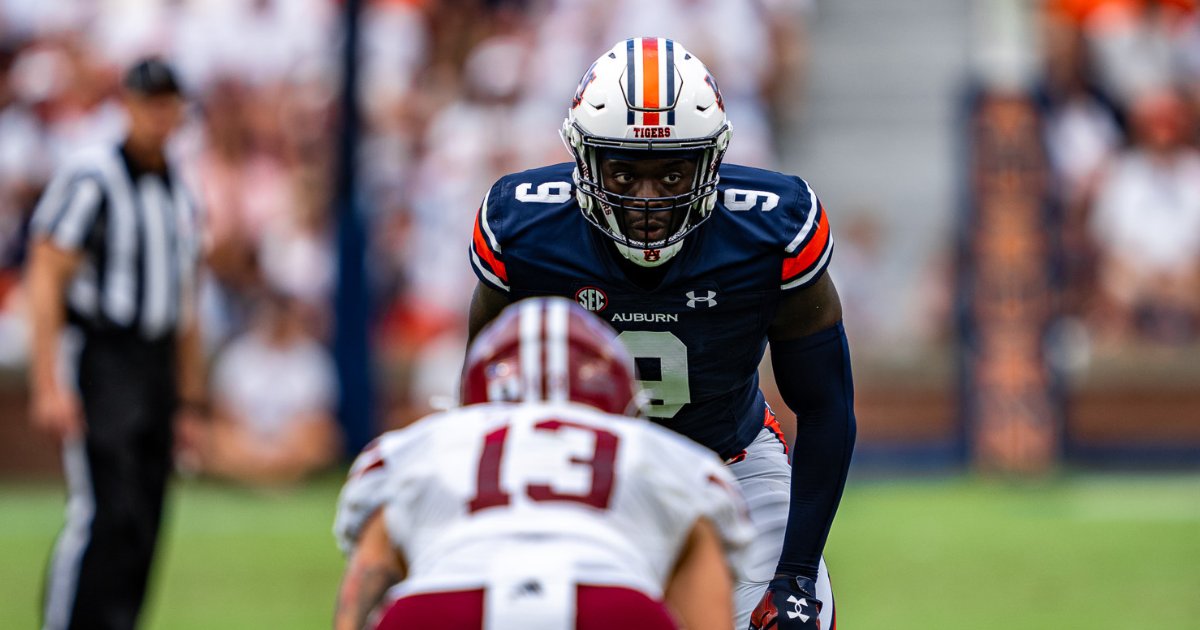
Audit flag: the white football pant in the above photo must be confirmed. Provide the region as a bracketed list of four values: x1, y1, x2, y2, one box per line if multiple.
[727, 427, 835, 629]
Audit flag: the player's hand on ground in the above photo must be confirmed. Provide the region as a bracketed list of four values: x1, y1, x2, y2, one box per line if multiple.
[31, 385, 84, 442]
[748, 576, 823, 630]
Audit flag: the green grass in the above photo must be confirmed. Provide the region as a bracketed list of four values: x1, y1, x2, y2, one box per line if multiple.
[2, 474, 1198, 629]
[0, 475, 347, 629]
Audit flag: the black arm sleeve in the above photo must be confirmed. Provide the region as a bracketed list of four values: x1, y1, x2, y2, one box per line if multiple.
[770, 321, 856, 579]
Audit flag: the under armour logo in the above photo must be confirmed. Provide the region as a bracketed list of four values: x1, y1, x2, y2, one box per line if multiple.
[786, 596, 811, 623]
[686, 290, 717, 308]
[513, 580, 543, 598]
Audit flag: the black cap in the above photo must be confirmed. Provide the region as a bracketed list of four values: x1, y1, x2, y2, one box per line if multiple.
[123, 58, 182, 97]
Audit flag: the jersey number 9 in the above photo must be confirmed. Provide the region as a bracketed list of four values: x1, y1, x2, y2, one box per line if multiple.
[617, 331, 691, 419]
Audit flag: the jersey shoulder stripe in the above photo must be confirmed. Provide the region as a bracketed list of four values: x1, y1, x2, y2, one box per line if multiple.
[712, 164, 834, 290]
[470, 184, 510, 292]
[468, 164, 577, 293]
[715, 166, 819, 242]
[781, 180, 834, 290]
[783, 180, 821, 254]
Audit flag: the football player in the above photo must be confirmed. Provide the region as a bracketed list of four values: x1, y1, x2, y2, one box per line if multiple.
[467, 38, 856, 629]
[333, 298, 755, 630]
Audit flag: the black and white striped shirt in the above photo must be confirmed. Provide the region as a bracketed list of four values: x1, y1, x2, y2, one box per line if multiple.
[30, 143, 202, 341]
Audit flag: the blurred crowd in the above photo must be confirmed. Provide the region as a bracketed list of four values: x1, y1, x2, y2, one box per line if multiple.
[1041, 0, 1200, 349]
[365, 0, 811, 422]
[0, 0, 811, 438]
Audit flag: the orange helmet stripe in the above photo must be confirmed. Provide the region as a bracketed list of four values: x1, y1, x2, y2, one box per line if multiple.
[642, 38, 660, 125]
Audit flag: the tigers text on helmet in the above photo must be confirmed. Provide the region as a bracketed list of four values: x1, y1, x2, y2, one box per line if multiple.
[562, 38, 732, 267]
[461, 298, 643, 416]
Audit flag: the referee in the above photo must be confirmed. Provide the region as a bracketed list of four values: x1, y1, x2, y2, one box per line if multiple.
[26, 58, 204, 630]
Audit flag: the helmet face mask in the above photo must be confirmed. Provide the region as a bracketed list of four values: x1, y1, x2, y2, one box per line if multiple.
[562, 38, 732, 267]
[587, 148, 704, 249]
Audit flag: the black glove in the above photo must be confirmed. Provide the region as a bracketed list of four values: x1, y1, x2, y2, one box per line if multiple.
[748, 576, 823, 630]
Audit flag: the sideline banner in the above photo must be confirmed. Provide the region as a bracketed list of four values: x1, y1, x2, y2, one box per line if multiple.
[959, 92, 1062, 473]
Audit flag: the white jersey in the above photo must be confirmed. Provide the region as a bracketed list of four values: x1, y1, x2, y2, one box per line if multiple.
[334, 401, 755, 600]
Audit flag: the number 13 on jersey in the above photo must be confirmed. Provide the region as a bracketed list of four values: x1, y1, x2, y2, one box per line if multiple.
[468, 420, 620, 513]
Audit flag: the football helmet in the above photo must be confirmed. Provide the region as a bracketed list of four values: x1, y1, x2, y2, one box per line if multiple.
[461, 297, 641, 415]
[561, 38, 732, 267]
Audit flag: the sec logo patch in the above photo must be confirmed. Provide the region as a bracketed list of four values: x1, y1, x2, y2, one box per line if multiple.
[575, 287, 607, 312]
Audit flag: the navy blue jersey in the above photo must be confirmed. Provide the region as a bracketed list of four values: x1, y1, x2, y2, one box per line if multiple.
[470, 162, 833, 459]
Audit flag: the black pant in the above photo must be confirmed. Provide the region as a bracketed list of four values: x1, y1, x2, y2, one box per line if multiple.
[43, 333, 177, 630]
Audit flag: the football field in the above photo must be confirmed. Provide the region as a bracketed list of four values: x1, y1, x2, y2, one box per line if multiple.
[2, 473, 1197, 629]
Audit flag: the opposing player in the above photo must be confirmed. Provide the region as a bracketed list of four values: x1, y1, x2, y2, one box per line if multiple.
[467, 39, 856, 629]
[333, 298, 755, 630]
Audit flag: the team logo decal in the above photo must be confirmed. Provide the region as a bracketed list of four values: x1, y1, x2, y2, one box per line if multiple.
[513, 580, 543, 598]
[686, 290, 717, 308]
[575, 287, 607, 312]
[644, 249, 661, 262]
[572, 62, 599, 109]
[704, 72, 725, 112]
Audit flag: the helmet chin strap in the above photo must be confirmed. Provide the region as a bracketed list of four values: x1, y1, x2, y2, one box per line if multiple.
[615, 240, 683, 267]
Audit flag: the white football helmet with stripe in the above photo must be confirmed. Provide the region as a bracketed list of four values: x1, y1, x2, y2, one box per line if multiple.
[461, 297, 643, 416]
[562, 38, 732, 267]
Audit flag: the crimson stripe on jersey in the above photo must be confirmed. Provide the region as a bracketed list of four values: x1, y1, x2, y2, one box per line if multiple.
[348, 455, 385, 480]
[473, 213, 508, 282]
[373, 586, 678, 630]
[782, 203, 830, 282]
[347, 437, 384, 479]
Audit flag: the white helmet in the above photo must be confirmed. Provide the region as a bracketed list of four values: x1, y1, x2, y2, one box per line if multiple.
[561, 38, 732, 267]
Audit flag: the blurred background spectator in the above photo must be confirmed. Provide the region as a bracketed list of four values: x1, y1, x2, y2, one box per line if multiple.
[0, 0, 1196, 475]
[178, 291, 341, 486]
[0, 0, 813, 451]
[1089, 89, 1200, 345]
[2, 4, 1198, 628]
[1043, 0, 1200, 352]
